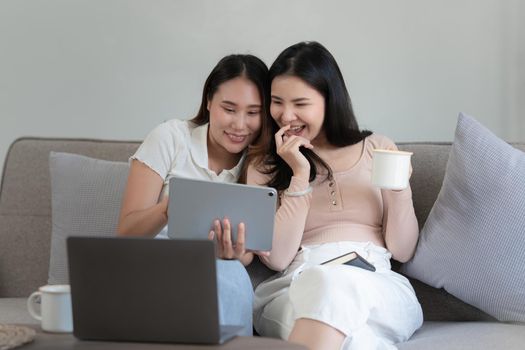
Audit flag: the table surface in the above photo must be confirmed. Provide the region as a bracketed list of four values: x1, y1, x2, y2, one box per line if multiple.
[17, 324, 306, 350]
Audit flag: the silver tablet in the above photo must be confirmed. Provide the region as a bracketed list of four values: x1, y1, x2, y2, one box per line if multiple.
[167, 177, 277, 251]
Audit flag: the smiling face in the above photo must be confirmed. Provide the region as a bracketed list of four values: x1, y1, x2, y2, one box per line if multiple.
[207, 76, 262, 155]
[270, 75, 326, 145]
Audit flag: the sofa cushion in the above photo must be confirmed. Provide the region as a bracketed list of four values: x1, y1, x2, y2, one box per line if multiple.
[397, 321, 525, 350]
[48, 152, 129, 284]
[0, 138, 139, 297]
[401, 113, 525, 322]
[0, 298, 39, 325]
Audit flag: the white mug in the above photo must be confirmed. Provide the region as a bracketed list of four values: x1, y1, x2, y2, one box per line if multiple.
[371, 149, 413, 190]
[27, 284, 73, 333]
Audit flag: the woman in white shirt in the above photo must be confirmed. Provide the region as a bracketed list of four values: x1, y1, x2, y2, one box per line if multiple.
[117, 54, 270, 335]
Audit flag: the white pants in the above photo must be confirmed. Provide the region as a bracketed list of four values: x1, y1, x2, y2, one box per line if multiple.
[254, 241, 423, 350]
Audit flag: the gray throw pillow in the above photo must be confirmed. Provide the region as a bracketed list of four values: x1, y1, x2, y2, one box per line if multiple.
[48, 152, 129, 284]
[401, 113, 525, 322]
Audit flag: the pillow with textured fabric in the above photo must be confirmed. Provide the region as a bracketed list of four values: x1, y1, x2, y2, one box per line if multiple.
[401, 113, 525, 322]
[48, 152, 129, 284]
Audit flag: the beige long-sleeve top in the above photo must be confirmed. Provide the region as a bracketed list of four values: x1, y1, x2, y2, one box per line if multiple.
[246, 134, 419, 271]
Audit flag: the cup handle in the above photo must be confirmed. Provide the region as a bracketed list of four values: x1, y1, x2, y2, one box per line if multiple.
[27, 291, 42, 321]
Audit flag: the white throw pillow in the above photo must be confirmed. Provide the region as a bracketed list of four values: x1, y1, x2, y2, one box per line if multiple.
[401, 113, 525, 322]
[48, 152, 129, 284]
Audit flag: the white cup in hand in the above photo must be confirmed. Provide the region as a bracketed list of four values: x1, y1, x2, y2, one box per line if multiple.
[371, 149, 413, 190]
[27, 284, 73, 333]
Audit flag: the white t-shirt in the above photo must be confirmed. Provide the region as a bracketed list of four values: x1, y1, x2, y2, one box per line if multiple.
[131, 118, 245, 238]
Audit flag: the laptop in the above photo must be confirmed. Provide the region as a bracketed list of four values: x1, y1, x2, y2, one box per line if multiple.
[67, 236, 244, 344]
[168, 177, 277, 251]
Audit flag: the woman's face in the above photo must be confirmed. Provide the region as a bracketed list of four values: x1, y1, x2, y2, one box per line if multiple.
[270, 75, 325, 144]
[207, 76, 262, 155]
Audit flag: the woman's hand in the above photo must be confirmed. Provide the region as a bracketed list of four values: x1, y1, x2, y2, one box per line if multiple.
[275, 125, 313, 181]
[208, 218, 269, 266]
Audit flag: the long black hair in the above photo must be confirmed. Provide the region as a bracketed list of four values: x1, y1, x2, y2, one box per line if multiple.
[191, 54, 270, 142]
[246, 41, 371, 191]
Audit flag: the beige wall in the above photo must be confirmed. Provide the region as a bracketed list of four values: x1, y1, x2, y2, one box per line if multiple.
[1, 0, 524, 179]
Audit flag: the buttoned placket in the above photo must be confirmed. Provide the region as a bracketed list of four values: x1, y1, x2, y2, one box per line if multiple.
[327, 174, 343, 211]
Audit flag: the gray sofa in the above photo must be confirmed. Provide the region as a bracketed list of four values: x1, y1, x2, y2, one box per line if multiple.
[1, 137, 525, 349]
